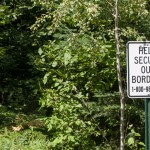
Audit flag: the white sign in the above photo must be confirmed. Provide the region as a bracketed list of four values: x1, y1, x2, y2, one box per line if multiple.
[127, 41, 150, 98]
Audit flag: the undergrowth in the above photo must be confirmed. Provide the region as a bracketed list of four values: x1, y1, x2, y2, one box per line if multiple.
[0, 105, 51, 150]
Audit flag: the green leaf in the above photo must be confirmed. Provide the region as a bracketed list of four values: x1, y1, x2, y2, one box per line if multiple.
[38, 48, 43, 55]
[127, 137, 134, 146]
[134, 132, 140, 137]
[138, 142, 145, 146]
[68, 136, 75, 142]
[43, 73, 50, 84]
[52, 61, 58, 67]
[64, 52, 71, 66]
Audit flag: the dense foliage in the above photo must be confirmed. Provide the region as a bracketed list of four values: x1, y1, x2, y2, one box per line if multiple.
[0, 0, 149, 149]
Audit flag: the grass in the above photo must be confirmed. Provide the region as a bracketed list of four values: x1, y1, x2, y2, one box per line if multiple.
[0, 105, 51, 150]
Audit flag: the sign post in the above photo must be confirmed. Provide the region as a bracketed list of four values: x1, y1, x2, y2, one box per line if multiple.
[145, 99, 150, 150]
[127, 41, 150, 150]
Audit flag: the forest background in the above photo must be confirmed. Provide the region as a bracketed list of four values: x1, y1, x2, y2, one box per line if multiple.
[0, 0, 150, 149]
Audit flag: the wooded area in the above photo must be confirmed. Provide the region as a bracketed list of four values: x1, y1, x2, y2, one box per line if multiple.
[0, 0, 149, 149]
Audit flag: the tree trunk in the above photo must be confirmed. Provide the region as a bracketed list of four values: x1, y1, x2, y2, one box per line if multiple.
[114, 1, 125, 150]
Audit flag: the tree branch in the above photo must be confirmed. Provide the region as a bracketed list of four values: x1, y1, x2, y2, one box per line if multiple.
[114, 1, 125, 150]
